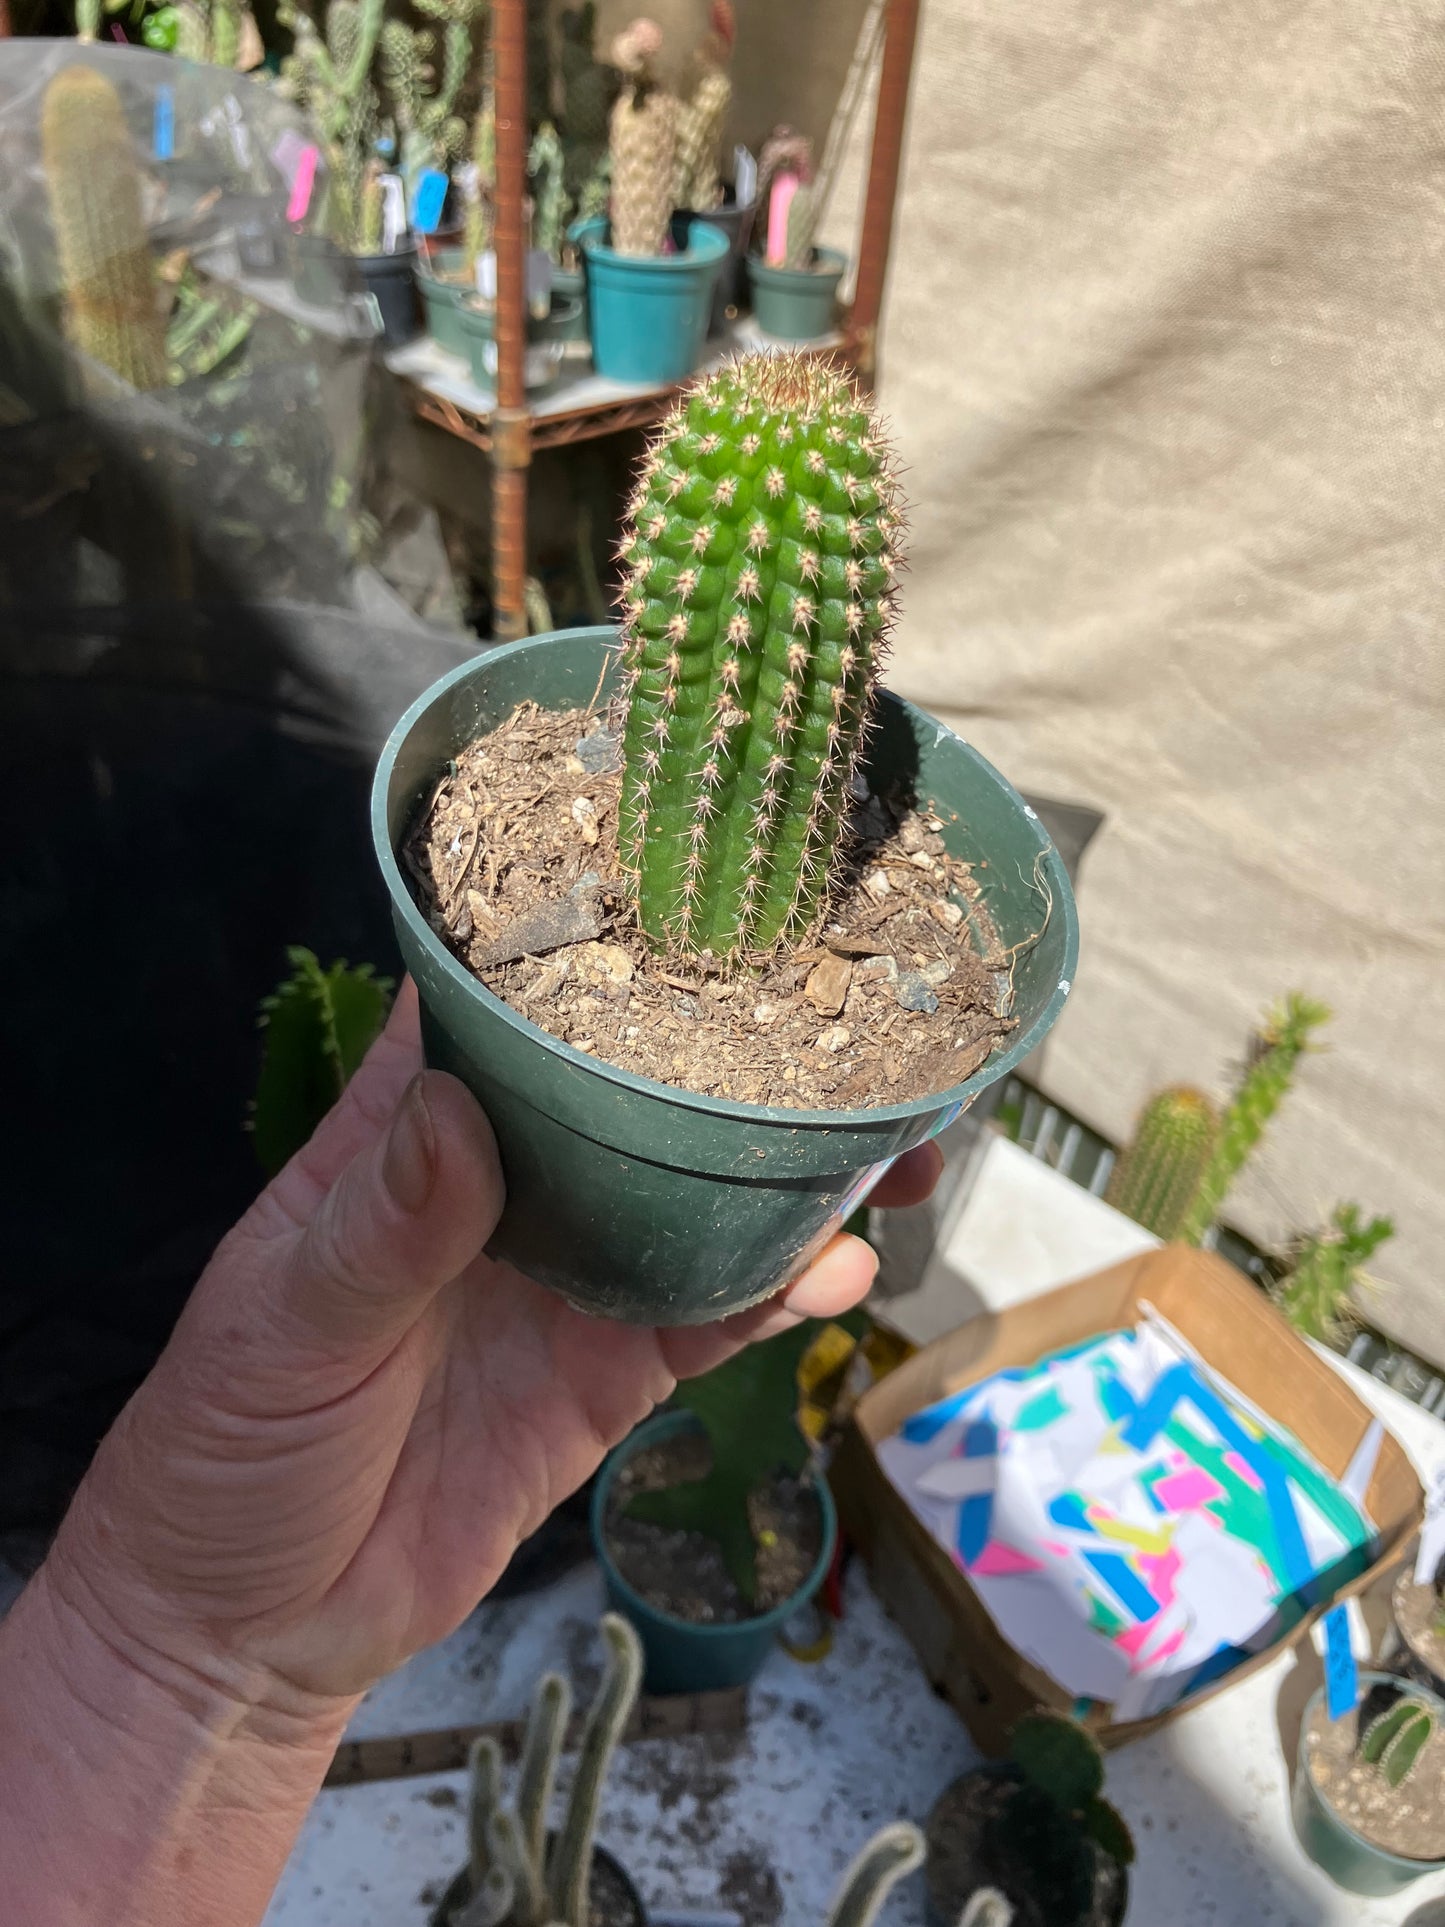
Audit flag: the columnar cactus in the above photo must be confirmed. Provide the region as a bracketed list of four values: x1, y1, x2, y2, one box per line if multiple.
[279, 0, 386, 255]
[559, 2, 614, 202]
[1105, 1085, 1220, 1239]
[1274, 1201, 1393, 1345]
[1360, 1695, 1435, 1789]
[825, 1823, 926, 1927]
[381, 14, 471, 185]
[1177, 991, 1332, 1244]
[41, 65, 168, 391]
[447, 1614, 642, 1927]
[615, 354, 903, 957]
[607, 18, 677, 256]
[785, 180, 820, 270]
[673, 0, 734, 212]
[528, 121, 571, 263]
[462, 84, 497, 276]
[172, 0, 263, 67]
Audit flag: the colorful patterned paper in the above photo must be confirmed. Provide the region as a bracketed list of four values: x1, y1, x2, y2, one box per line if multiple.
[877, 1317, 1376, 1719]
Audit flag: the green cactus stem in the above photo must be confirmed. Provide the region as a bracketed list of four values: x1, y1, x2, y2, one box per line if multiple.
[547, 1615, 642, 1926]
[673, 0, 734, 211]
[1177, 992, 1332, 1244]
[1105, 1085, 1220, 1239]
[528, 121, 571, 263]
[1273, 1202, 1393, 1346]
[615, 354, 903, 958]
[825, 1823, 926, 1927]
[1361, 1697, 1435, 1789]
[279, 0, 387, 255]
[957, 1894, 1014, 1927]
[784, 179, 820, 270]
[42, 64, 168, 392]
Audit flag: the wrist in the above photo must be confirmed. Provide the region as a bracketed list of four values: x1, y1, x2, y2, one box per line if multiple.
[0, 1555, 356, 1927]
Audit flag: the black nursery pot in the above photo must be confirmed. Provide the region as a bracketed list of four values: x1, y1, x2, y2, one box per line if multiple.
[672, 186, 757, 331]
[372, 627, 1079, 1327]
[431, 1843, 645, 1927]
[356, 240, 421, 347]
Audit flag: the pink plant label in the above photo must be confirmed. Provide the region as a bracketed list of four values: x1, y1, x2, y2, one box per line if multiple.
[767, 171, 800, 266]
[286, 145, 320, 225]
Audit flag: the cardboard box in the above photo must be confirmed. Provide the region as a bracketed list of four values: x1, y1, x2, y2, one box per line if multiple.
[832, 1245, 1423, 1754]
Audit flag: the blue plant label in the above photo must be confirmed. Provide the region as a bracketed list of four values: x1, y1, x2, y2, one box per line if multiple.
[1323, 1604, 1358, 1722]
[153, 86, 175, 163]
[412, 169, 449, 236]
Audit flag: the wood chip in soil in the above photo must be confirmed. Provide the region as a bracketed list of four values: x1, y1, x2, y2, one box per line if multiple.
[406, 702, 1018, 1111]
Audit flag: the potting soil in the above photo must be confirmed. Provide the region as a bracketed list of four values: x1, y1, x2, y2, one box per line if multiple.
[408, 702, 1015, 1110]
[1304, 1686, 1445, 1862]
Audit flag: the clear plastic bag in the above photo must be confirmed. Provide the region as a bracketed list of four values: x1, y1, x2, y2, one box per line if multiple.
[0, 40, 380, 608]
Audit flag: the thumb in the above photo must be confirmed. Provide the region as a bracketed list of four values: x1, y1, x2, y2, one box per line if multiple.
[275, 1069, 504, 1352]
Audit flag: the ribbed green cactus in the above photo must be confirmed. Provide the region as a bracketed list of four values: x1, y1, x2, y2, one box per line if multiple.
[1361, 1694, 1435, 1789]
[528, 122, 571, 263]
[784, 180, 820, 270]
[1105, 1085, 1220, 1239]
[42, 64, 168, 392]
[1177, 992, 1332, 1244]
[615, 354, 902, 957]
[1273, 1202, 1393, 1346]
[446, 1614, 642, 1927]
[608, 18, 677, 257]
[824, 1824, 926, 1927]
[673, 0, 734, 211]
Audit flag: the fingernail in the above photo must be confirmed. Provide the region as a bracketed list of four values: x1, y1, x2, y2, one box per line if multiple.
[382, 1075, 435, 1215]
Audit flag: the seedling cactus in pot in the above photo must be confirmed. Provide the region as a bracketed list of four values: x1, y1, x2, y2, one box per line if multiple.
[925, 1716, 1132, 1927]
[1294, 1669, 1445, 1893]
[372, 353, 1077, 1324]
[749, 127, 847, 342]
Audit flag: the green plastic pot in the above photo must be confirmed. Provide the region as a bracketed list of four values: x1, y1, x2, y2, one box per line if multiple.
[356, 242, 420, 348]
[591, 1409, 837, 1693]
[371, 627, 1078, 1326]
[414, 246, 471, 358]
[1291, 1671, 1445, 1895]
[552, 263, 589, 341]
[455, 292, 584, 390]
[570, 216, 727, 382]
[748, 246, 848, 343]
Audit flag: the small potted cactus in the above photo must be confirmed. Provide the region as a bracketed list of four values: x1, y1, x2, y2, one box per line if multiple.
[373, 354, 1076, 1325]
[569, 16, 728, 381]
[747, 127, 847, 344]
[1292, 1669, 1445, 1895]
[593, 1320, 840, 1692]
[431, 1613, 646, 1927]
[825, 1823, 926, 1926]
[924, 1715, 1133, 1927]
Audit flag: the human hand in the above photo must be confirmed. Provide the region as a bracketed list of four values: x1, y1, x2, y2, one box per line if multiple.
[42, 978, 942, 1716]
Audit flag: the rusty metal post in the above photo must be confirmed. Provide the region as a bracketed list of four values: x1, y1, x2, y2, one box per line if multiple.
[846, 0, 921, 387]
[490, 0, 532, 640]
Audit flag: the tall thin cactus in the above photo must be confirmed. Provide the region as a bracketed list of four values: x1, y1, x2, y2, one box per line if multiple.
[42, 64, 168, 391]
[607, 18, 677, 257]
[1105, 1085, 1219, 1239]
[1273, 1202, 1393, 1345]
[1177, 992, 1332, 1244]
[279, 0, 387, 253]
[673, 0, 734, 211]
[615, 354, 903, 957]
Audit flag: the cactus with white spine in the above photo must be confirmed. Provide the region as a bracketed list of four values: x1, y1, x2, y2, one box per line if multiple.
[615, 353, 904, 958]
[673, 0, 734, 211]
[607, 18, 677, 257]
[1105, 1085, 1219, 1239]
[381, 7, 475, 187]
[528, 122, 571, 264]
[825, 1823, 926, 1927]
[445, 1614, 641, 1927]
[957, 1894, 1014, 1927]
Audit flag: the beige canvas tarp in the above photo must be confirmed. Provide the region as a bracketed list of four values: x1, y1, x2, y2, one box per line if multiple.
[594, 0, 1445, 1365]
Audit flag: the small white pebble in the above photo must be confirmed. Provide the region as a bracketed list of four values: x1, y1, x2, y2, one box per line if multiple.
[863, 869, 890, 901]
[817, 1024, 852, 1053]
[571, 795, 600, 845]
[753, 1000, 780, 1026]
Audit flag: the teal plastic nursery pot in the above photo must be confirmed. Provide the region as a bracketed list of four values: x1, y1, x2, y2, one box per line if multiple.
[371, 627, 1078, 1326]
[748, 246, 848, 343]
[1292, 1672, 1445, 1895]
[591, 1409, 837, 1693]
[570, 216, 727, 382]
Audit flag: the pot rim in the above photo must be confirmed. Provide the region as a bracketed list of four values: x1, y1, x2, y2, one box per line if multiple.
[590, 1407, 838, 1639]
[750, 245, 849, 283]
[1298, 1668, 1445, 1871]
[569, 214, 731, 269]
[371, 626, 1079, 1131]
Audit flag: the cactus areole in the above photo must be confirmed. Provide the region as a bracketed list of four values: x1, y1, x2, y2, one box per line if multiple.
[616, 355, 903, 959]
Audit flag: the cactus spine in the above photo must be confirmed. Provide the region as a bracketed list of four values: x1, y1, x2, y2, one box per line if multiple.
[673, 0, 734, 211]
[1177, 992, 1332, 1244]
[825, 1823, 926, 1927]
[616, 355, 904, 957]
[449, 1614, 641, 1927]
[1273, 1202, 1393, 1345]
[607, 18, 677, 257]
[1105, 1085, 1219, 1239]
[42, 65, 168, 392]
